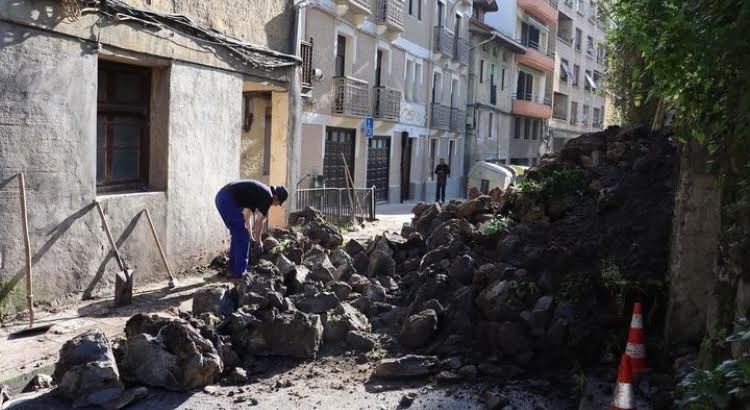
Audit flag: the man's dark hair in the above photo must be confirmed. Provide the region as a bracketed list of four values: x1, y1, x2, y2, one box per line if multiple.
[273, 185, 289, 204]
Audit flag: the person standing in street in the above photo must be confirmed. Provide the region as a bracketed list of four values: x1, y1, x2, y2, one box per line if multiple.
[434, 158, 450, 203]
[215, 180, 288, 279]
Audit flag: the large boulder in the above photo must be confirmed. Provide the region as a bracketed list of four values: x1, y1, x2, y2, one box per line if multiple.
[275, 254, 296, 277]
[352, 252, 370, 275]
[192, 285, 236, 317]
[118, 316, 223, 391]
[414, 203, 442, 236]
[427, 219, 475, 249]
[229, 308, 323, 358]
[237, 260, 286, 305]
[285, 265, 310, 294]
[303, 245, 336, 283]
[53, 330, 125, 408]
[456, 196, 493, 219]
[448, 254, 475, 285]
[293, 291, 340, 314]
[322, 302, 371, 342]
[368, 250, 396, 277]
[476, 280, 526, 322]
[400, 309, 438, 348]
[344, 239, 366, 256]
[329, 248, 354, 268]
[373, 355, 439, 379]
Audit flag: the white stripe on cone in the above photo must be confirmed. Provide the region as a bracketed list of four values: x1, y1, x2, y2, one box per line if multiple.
[612, 382, 634, 409]
[630, 314, 643, 329]
[625, 342, 646, 359]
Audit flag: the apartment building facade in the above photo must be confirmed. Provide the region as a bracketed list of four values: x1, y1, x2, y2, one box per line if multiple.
[549, 0, 607, 152]
[465, 0, 527, 170]
[297, 0, 472, 203]
[484, 0, 556, 166]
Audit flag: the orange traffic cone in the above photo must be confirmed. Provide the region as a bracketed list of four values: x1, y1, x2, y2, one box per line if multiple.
[611, 354, 635, 410]
[625, 302, 649, 373]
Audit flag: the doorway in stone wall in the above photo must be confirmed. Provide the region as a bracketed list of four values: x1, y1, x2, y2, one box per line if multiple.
[367, 136, 390, 202]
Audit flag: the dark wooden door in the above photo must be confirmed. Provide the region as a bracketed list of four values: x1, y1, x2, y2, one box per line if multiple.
[323, 127, 355, 188]
[367, 136, 390, 202]
[401, 134, 412, 202]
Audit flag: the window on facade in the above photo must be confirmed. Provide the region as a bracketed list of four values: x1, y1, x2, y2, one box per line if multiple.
[593, 107, 601, 126]
[510, 158, 530, 166]
[437, 1, 444, 27]
[418, 0, 422, 19]
[414, 62, 423, 102]
[574, 28, 582, 50]
[479, 60, 484, 83]
[335, 35, 346, 77]
[97, 61, 151, 191]
[488, 113, 494, 139]
[582, 104, 590, 125]
[570, 101, 578, 124]
[516, 71, 534, 101]
[501, 67, 506, 90]
[584, 69, 592, 91]
[480, 179, 490, 194]
[586, 36, 595, 56]
[593, 70, 602, 92]
[514, 117, 521, 139]
[560, 58, 571, 82]
[596, 44, 605, 63]
[532, 119, 539, 140]
[429, 139, 437, 180]
[432, 72, 441, 103]
[449, 140, 455, 168]
[524, 118, 531, 139]
[520, 21, 542, 50]
[572, 64, 580, 87]
[450, 78, 459, 108]
[405, 60, 414, 101]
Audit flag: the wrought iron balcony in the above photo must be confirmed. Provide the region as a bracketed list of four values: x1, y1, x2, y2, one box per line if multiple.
[433, 26, 454, 58]
[430, 103, 451, 130]
[373, 86, 401, 121]
[450, 108, 466, 132]
[337, 0, 371, 14]
[333, 76, 370, 117]
[454, 37, 470, 65]
[375, 0, 406, 32]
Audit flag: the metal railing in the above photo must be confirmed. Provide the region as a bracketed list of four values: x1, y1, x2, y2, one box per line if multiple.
[375, 0, 406, 30]
[454, 37, 470, 64]
[301, 39, 313, 88]
[517, 38, 552, 56]
[512, 92, 552, 106]
[339, 0, 372, 13]
[373, 86, 401, 121]
[556, 34, 573, 47]
[430, 102, 451, 130]
[433, 26, 454, 57]
[333, 76, 370, 117]
[450, 107, 466, 132]
[296, 187, 376, 225]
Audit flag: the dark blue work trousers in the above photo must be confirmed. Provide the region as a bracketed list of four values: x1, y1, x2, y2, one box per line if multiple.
[215, 190, 251, 278]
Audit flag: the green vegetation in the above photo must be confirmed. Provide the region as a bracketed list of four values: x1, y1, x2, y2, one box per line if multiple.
[482, 217, 511, 236]
[678, 319, 750, 409]
[514, 169, 590, 199]
[270, 239, 294, 258]
[600, 259, 642, 316]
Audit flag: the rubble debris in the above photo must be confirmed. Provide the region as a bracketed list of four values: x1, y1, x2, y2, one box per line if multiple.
[373, 355, 439, 379]
[22, 373, 53, 392]
[399, 392, 417, 408]
[323, 302, 371, 342]
[224, 367, 249, 385]
[229, 308, 323, 358]
[53, 330, 125, 408]
[119, 317, 223, 391]
[289, 206, 343, 249]
[193, 285, 236, 316]
[399, 309, 439, 348]
[346, 330, 376, 352]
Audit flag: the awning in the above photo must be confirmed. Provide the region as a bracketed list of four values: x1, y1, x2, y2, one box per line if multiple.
[585, 73, 598, 89]
[561, 61, 574, 80]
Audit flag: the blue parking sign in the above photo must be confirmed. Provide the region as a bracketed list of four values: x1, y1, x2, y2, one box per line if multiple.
[364, 117, 374, 138]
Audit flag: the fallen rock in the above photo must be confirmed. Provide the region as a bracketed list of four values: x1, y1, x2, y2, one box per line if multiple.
[286, 265, 310, 294]
[458, 365, 478, 379]
[53, 329, 125, 408]
[230, 308, 323, 359]
[399, 392, 417, 408]
[119, 316, 223, 391]
[368, 250, 396, 277]
[436, 370, 462, 384]
[275, 254, 296, 276]
[456, 195, 493, 219]
[476, 279, 525, 322]
[22, 374, 53, 393]
[329, 281, 353, 301]
[344, 239, 366, 256]
[427, 219, 475, 249]
[294, 291, 339, 314]
[352, 252, 370, 276]
[238, 261, 285, 305]
[330, 248, 354, 268]
[103, 386, 149, 410]
[448, 254, 475, 285]
[224, 367, 248, 385]
[193, 285, 236, 317]
[373, 355, 439, 379]
[323, 302, 371, 342]
[346, 330, 376, 352]
[483, 389, 509, 409]
[348, 274, 371, 294]
[400, 309, 438, 348]
[529, 295, 554, 337]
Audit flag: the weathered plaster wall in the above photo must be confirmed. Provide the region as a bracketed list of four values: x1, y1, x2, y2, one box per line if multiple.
[241, 96, 271, 184]
[0, 22, 243, 315]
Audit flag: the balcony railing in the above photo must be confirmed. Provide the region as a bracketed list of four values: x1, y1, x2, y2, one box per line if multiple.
[301, 39, 313, 88]
[433, 26, 454, 57]
[490, 85, 497, 105]
[556, 34, 572, 47]
[430, 103, 451, 130]
[512, 92, 553, 106]
[450, 108, 466, 132]
[454, 37, 470, 65]
[375, 0, 406, 31]
[373, 86, 401, 121]
[552, 112, 567, 120]
[333, 76, 370, 117]
[518, 38, 550, 55]
[338, 0, 371, 13]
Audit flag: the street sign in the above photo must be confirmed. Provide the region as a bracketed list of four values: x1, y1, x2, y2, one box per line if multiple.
[364, 116, 374, 138]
